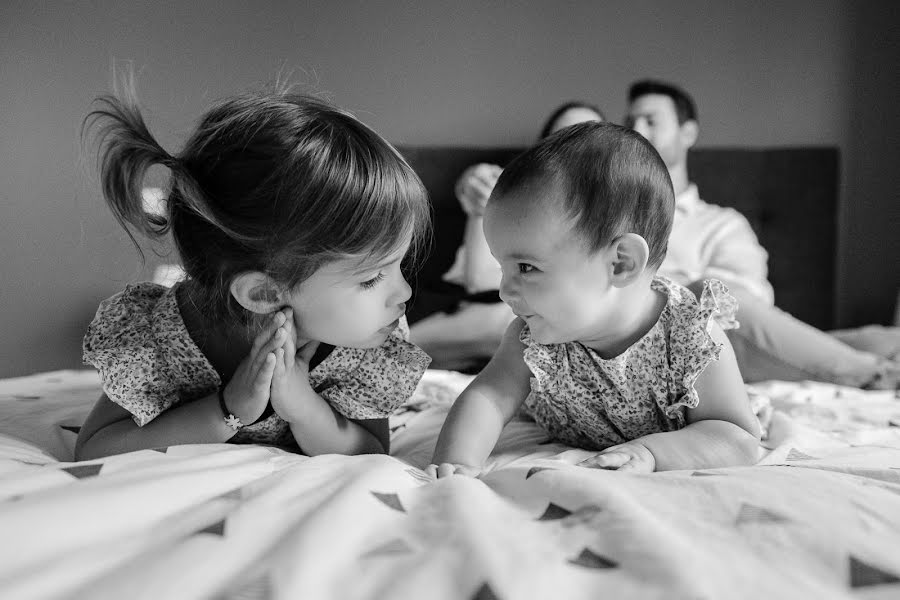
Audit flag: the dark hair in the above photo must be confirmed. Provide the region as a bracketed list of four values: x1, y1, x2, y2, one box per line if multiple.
[492, 121, 674, 268]
[83, 79, 431, 323]
[627, 80, 697, 124]
[538, 101, 606, 140]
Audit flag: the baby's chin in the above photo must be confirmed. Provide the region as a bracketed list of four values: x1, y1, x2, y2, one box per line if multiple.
[527, 323, 571, 346]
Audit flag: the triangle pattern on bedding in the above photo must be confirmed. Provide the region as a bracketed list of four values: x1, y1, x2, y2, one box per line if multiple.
[568, 548, 618, 569]
[372, 491, 406, 513]
[786, 448, 818, 461]
[61, 463, 103, 479]
[537, 502, 572, 520]
[196, 519, 226, 537]
[735, 503, 789, 525]
[849, 556, 900, 588]
[472, 583, 499, 600]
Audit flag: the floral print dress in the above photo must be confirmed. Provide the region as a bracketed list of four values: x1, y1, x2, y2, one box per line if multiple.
[83, 282, 431, 448]
[521, 277, 739, 450]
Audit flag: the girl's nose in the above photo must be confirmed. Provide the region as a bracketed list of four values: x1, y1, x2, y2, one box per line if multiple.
[393, 274, 412, 305]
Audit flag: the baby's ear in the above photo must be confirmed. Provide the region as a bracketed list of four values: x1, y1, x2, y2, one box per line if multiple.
[230, 272, 283, 314]
[609, 233, 649, 287]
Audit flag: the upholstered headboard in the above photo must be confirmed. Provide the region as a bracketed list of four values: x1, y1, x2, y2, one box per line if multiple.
[398, 146, 839, 330]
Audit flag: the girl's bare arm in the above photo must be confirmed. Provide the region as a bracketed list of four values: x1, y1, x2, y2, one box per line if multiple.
[74, 392, 241, 460]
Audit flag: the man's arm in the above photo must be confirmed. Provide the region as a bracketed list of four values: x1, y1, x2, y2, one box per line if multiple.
[446, 163, 504, 294]
[460, 215, 503, 294]
[703, 210, 774, 304]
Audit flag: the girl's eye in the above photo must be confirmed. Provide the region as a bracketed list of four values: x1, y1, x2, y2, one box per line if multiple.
[518, 263, 536, 274]
[360, 273, 385, 290]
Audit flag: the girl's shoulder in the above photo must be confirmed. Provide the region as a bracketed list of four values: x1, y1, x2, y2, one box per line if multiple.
[83, 282, 219, 426]
[83, 282, 183, 354]
[317, 316, 431, 380]
[309, 316, 431, 420]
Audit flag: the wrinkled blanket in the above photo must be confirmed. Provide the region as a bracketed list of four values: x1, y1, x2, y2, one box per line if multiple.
[1, 370, 899, 599]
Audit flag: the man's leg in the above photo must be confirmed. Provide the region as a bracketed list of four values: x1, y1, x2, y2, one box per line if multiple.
[409, 302, 514, 372]
[828, 325, 900, 362]
[726, 287, 896, 387]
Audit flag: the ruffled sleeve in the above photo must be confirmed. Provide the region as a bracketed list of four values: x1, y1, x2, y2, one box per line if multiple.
[82, 283, 219, 426]
[520, 325, 563, 396]
[312, 317, 432, 419]
[519, 326, 579, 439]
[664, 278, 740, 423]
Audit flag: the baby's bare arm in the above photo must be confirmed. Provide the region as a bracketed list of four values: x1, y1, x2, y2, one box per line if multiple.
[431, 319, 532, 468]
[639, 323, 761, 470]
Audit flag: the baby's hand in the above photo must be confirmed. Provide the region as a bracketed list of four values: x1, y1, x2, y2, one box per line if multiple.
[270, 308, 319, 424]
[579, 442, 656, 473]
[425, 462, 482, 479]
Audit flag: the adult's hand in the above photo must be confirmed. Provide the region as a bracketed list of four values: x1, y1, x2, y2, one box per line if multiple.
[455, 163, 503, 217]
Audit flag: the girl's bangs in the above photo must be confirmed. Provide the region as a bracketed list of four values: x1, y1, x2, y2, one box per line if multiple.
[337, 142, 431, 269]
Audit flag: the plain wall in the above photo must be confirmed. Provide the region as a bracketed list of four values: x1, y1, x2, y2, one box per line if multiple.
[1, 0, 897, 378]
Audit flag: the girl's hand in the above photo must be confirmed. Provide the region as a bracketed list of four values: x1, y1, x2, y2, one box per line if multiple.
[270, 308, 319, 424]
[578, 441, 656, 473]
[222, 311, 287, 424]
[425, 462, 482, 479]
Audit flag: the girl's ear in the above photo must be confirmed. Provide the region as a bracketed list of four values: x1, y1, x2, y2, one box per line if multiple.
[609, 233, 650, 287]
[230, 272, 283, 314]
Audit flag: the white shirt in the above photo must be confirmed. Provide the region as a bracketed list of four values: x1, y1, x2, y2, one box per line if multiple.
[444, 183, 775, 305]
[659, 184, 774, 305]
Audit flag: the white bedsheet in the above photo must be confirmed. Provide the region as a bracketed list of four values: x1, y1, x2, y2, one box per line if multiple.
[1, 370, 899, 599]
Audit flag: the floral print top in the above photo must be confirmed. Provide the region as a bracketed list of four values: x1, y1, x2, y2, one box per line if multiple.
[520, 277, 739, 450]
[83, 282, 431, 448]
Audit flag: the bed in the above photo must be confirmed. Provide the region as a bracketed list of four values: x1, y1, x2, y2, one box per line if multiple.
[2, 368, 899, 599]
[5, 144, 898, 598]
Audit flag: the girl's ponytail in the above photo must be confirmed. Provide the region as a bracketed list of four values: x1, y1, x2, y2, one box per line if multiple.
[84, 87, 252, 254]
[83, 83, 179, 254]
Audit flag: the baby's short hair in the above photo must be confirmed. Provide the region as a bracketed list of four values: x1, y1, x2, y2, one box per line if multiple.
[492, 121, 674, 268]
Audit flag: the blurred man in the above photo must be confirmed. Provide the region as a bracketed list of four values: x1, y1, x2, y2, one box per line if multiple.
[626, 79, 898, 388]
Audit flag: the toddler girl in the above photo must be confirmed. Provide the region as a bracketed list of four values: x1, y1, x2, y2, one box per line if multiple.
[76, 81, 431, 460]
[429, 121, 760, 476]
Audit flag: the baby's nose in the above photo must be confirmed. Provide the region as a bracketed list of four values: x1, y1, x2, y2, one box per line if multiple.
[499, 274, 519, 304]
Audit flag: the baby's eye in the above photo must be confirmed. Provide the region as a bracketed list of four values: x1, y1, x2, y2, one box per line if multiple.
[518, 263, 536, 274]
[360, 273, 385, 289]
